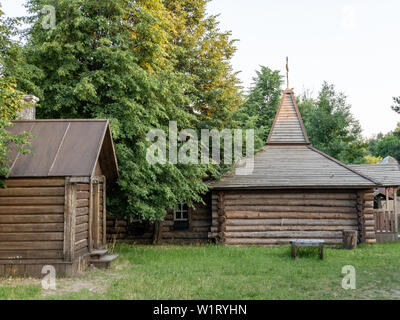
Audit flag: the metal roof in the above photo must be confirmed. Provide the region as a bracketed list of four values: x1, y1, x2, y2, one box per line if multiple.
[6, 119, 118, 181]
[349, 164, 400, 187]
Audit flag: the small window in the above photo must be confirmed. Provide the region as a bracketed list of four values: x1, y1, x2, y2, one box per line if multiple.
[173, 204, 189, 230]
[174, 203, 189, 221]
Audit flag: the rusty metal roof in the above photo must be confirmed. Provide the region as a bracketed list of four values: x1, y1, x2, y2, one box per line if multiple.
[6, 119, 118, 181]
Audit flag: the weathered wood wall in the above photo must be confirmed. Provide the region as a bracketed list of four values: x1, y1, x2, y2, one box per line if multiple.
[210, 189, 371, 245]
[75, 183, 90, 256]
[0, 178, 65, 261]
[106, 195, 212, 244]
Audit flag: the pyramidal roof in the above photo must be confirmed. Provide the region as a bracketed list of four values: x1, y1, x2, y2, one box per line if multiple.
[211, 88, 379, 189]
[267, 89, 309, 144]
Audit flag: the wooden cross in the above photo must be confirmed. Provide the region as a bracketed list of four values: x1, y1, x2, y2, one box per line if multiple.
[286, 57, 289, 89]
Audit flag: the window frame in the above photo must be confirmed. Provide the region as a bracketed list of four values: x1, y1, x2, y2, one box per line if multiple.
[174, 203, 189, 222]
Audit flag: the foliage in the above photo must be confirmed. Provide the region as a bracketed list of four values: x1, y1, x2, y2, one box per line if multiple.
[0, 5, 32, 184]
[234, 66, 283, 151]
[391, 96, 400, 114]
[363, 154, 383, 164]
[19, 0, 241, 220]
[368, 123, 400, 162]
[298, 82, 367, 164]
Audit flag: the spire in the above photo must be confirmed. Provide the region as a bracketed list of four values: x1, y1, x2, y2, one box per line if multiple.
[266, 59, 309, 145]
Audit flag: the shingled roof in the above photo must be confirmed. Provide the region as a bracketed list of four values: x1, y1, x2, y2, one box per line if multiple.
[349, 163, 400, 187]
[6, 119, 118, 181]
[211, 88, 378, 189]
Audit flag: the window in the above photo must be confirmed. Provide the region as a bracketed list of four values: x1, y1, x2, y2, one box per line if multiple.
[174, 203, 189, 221]
[173, 204, 189, 230]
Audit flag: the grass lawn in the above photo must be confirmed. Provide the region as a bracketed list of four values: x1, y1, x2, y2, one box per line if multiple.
[0, 242, 400, 300]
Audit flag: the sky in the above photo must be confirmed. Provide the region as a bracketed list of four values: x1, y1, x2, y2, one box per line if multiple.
[2, 0, 400, 138]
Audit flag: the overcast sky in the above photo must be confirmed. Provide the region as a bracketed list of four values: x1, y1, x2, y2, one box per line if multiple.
[3, 0, 400, 138]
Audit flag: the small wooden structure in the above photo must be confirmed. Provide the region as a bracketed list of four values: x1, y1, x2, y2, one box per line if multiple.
[290, 239, 324, 259]
[0, 119, 118, 276]
[208, 89, 382, 245]
[350, 158, 400, 242]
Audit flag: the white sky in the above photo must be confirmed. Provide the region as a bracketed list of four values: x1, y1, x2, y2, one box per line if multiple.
[3, 0, 400, 138]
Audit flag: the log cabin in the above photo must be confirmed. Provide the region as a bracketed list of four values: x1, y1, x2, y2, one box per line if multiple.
[0, 118, 119, 277]
[109, 88, 400, 245]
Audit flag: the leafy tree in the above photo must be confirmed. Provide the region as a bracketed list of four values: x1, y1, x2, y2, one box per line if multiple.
[0, 5, 32, 185]
[368, 123, 400, 162]
[18, 0, 240, 220]
[234, 66, 283, 150]
[298, 82, 367, 164]
[164, 0, 243, 130]
[391, 97, 400, 113]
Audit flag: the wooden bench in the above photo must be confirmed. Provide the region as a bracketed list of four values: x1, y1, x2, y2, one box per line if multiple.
[290, 239, 325, 259]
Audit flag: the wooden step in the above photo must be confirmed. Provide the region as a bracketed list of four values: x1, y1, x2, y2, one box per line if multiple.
[90, 254, 119, 269]
[90, 249, 108, 260]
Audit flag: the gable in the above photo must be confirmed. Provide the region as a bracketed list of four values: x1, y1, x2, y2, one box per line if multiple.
[6, 119, 118, 181]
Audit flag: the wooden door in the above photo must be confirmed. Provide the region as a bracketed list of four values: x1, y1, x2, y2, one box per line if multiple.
[90, 176, 106, 249]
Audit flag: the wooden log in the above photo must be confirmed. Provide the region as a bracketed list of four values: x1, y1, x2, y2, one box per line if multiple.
[0, 187, 64, 197]
[76, 223, 88, 233]
[226, 225, 358, 232]
[225, 199, 356, 207]
[76, 199, 89, 208]
[0, 214, 63, 224]
[224, 231, 342, 239]
[0, 250, 63, 260]
[76, 207, 89, 217]
[0, 232, 63, 241]
[0, 223, 63, 232]
[77, 184, 90, 191]
[0, 241, 63, 250]
[0, 206, 64, 214]
[224, 193, 357, 200]
[75, 231, 88, 242]
[226, 218, 357, 226]
[63, 178, 76, 261]
[0, 197, 64, 205]
[3, 178, 65, 188]
[74, 239, 88, 251]
[224, 205, 356, 213]
[77, 191, 89, 200]
[225, 238, 342, 245]
[162, 231, 208, 239]
[226, 212, 357, 219]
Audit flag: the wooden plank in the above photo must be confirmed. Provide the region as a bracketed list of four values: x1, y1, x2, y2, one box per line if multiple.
[224, 205, 356, 213]
[3, 178, 65, 188]
[225, 199, 356, 207]
[0, 187, 64, 197]
[75, 231, 88, 242]
[0, 232, 63, 241]
[76, 215, 89, 225]
[224, 231, 342, 238]
[0, 197, 64, 205]
[224, 193, 357, 200]
[0, 223, 63, 232]
[0, 206, 64, 214]
[76, 199, 89, 208]
[226, 225, 358, 232]
[225, 238, 342, 245]
[226, 218, 357, 226]
[226, 212, 357, 219]
[77, 191, 89, 200]
[63, 178, 76, 262]
[76, 207, 88, 217]
[0, 241, 63, 250]
[76, 223, 88, 234]
[0, 250, 63, 259]
[75, 239, 88, 251]
[77, 184, 90, 191]
[0, 214, 64, 224]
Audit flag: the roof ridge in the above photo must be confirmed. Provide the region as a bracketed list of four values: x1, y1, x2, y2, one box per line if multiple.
[307, 146, 380, 185]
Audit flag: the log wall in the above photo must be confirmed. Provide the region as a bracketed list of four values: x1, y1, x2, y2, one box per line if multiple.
[74, 183, 90, 256]
[211, 189, 371, 245]
[0, 178, 65, 261]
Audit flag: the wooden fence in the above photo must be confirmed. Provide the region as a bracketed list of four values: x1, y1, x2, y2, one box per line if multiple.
[374, 210, 396, 233]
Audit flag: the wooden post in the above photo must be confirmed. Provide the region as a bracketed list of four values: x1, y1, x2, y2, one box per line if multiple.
[217, 192, 226, 243]
[394, 187, 398, 233]
[63, 177, 76, 262]
[102, 176, 107, 246]
[88, 179, 93, 252]
[93, 180, 100, 249]
[386, 188, 390, 210]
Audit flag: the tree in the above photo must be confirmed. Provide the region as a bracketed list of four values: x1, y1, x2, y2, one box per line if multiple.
[234, 66, 283, 150]
[164, 0, 243, 131]
[368, 123, 400, 162]
[391, 96, 400, 113]
[0, 5, 32, 185]
[18, 0, 241, 220]
[298, 82, 367, 164]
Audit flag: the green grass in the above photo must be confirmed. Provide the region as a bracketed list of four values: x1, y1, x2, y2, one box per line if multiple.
[1, 242, 400, 300]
